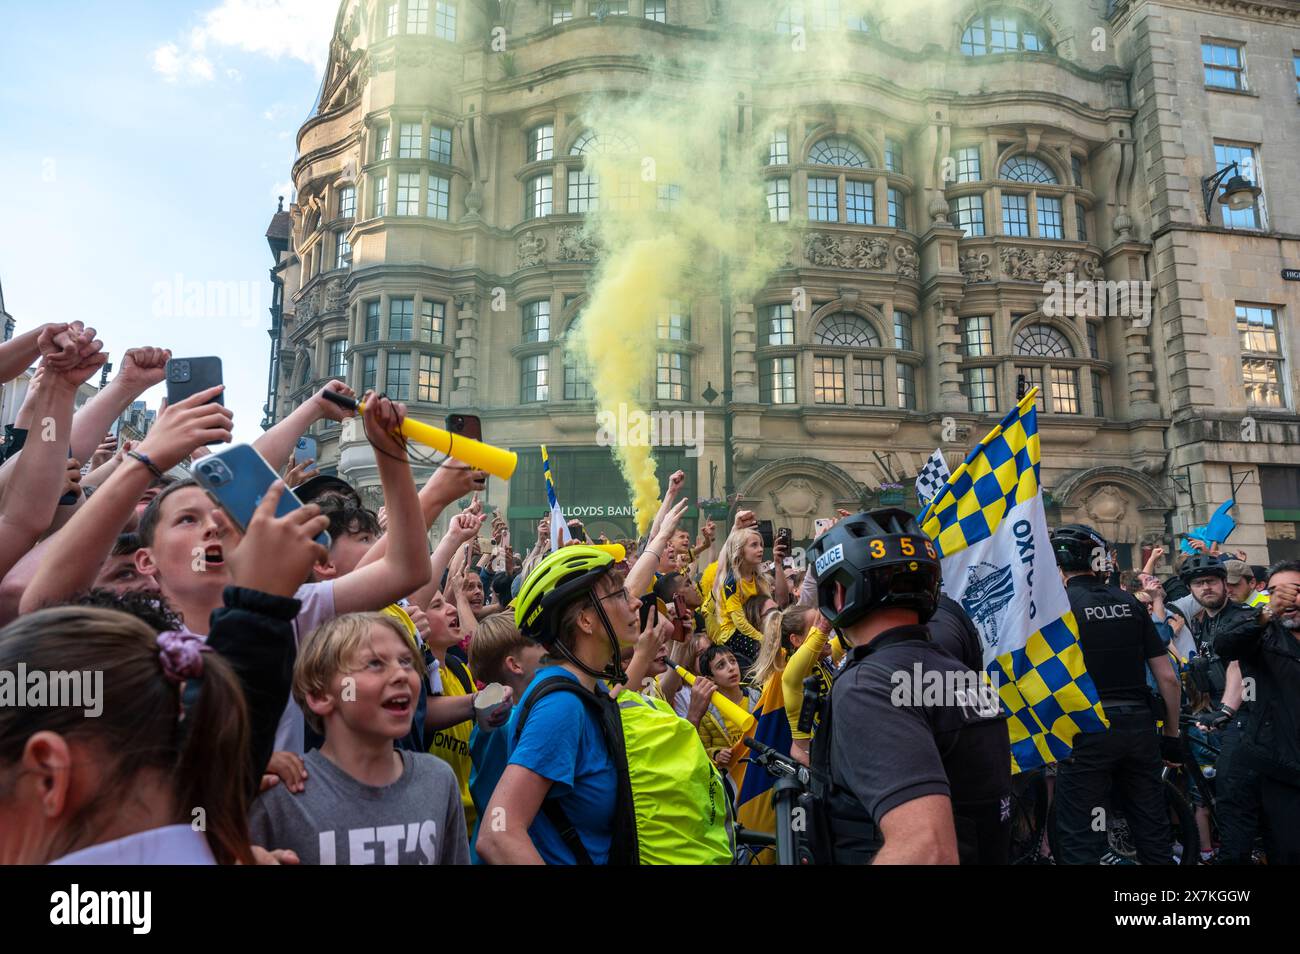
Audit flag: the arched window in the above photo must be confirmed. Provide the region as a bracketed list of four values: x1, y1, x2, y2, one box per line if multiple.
[814, 313, 880, 347]
[568, 130, 636, 213]
[569, 130, 636, 156]
[1013, 324, 1073, 357]
[777, 2, 872, 33]
[1013, 323, 1080, 414]
[809, 136, 870, 168]
[960, 8, 1051, 56]
[1000, 154, 1058, 184]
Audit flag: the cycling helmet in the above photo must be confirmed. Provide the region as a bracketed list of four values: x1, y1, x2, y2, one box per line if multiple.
[1049, 524, 1108, 573]
[805, 508, 941, 630]
[514, 545, 628, 682]
[1179, 553, 1227, 586]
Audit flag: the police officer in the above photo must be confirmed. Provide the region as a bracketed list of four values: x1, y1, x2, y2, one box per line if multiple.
[1049, 524, 1182, 865]
[807, 509, 1011, 864]
[1179, 553, 1260, 864]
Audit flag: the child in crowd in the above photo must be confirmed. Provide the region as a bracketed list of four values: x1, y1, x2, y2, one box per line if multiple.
[0, 607, 254, 864]
[694, 644, 760, 768]
[424, 589, 485, 831]
[249, 613, 469, 865]
[711, 527, 770, 668]
[465, 613, 547, 858]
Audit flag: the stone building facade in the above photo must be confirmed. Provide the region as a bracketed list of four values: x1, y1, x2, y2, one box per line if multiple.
[263, 0, 1300, 566]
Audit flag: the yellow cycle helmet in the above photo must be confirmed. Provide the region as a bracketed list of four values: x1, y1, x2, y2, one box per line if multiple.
[515, 545, 628, 682]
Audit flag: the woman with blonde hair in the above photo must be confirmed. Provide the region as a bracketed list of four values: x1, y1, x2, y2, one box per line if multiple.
[710, 526, 770, 668]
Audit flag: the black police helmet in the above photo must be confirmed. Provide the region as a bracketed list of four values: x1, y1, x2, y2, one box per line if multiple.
[1049, 524, 1108, 573]
[1179, 553, 1227, 586]
[805, 508, 941, 630]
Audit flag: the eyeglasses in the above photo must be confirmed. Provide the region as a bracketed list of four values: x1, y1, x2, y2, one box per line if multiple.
[596, 587, 636, 607]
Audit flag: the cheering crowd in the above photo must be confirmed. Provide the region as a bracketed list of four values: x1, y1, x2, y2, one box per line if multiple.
[0, 320, 1298, 866]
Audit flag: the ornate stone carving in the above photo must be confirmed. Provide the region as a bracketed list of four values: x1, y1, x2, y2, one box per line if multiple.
[927, 195, 950, 224]
[556, 226, 598, 261]
[1083, 484, 1128, 524]
[516, 232, 547, 269]
[1113, 209, 1133, 240]
[323, 278, 346, 312]
[296, 286, 321, 320]
[959, 251, 992, 283]
[768, 478, 824, 540]
[893, 244, 919, 280]
[998, 246, 1102, 283]
[803, 232, 889, 270]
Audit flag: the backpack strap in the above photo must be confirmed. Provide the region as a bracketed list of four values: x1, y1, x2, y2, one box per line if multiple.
[442, 654, 474, 696]
[514, 675, 639, 865]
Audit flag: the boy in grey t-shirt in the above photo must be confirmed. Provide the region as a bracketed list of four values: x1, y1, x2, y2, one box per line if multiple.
[250, 748, 467, 864]
[249, 612, 470, 865]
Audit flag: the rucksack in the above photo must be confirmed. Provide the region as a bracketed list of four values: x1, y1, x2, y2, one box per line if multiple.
[513, 675, 732, 865]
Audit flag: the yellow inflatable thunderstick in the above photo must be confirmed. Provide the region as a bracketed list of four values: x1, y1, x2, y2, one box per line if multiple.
[320, 390, 517, 480]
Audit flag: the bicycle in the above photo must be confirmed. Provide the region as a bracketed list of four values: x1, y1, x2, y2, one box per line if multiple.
[737, 735, 819, 865]
[1008, 767, 1053, 864]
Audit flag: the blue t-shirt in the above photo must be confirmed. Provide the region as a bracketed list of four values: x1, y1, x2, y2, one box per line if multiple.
[505, 666, 618, 865]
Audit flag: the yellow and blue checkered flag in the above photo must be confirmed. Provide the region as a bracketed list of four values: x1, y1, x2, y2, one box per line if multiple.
[541, 445, 573, 552]
[920, 389, 1108, 773]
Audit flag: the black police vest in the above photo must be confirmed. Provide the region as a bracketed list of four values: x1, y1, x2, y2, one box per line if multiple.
[809, 629, 926, 865]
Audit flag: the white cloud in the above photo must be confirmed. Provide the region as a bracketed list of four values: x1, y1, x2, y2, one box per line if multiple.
[151, 0, 336, 83]
[151, 41, 217, 82]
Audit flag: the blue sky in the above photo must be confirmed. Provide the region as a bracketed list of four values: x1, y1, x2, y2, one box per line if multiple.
[0, 1, 338, 442]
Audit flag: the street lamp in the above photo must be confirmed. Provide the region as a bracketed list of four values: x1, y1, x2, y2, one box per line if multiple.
[1200, 162, 1261, 223]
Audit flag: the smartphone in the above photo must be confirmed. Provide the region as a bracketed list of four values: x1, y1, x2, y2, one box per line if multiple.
[445, 413, 482, 442]
[294, 436, 317, 465]
[568, 519, 588, 543]
[756, 519, 774, 548]
[671, 593, 690, 642]
[166, 357, 224, 407]
[814, 517, 834, 538]
[777, 526, 792, 548]
[192, 444, 330, 549]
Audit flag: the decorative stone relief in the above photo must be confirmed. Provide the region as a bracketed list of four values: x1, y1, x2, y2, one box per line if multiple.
[999, 246, 1102, 283]
[323, 279, 346, 312]
[959, 251, 992, 283]
[893, 244, 919, 280]
[557, 227, 598, 262]
[1083, 484, 1129, 525]
[768, 478, 824, 540]
[803, 232, 889, 270]
[517, 232, 547, 269]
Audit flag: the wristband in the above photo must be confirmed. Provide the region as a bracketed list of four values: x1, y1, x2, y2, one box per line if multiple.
[126, 450, 164, 480]
[1220, 703, 1237, 719]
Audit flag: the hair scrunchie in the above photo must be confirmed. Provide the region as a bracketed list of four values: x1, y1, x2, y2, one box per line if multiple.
[156, 631, 211, 684]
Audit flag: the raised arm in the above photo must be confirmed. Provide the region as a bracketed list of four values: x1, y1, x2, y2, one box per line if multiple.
[252, 380, 355, 475]
[69, 347, 169, 463]
[18, 385, 232, 613]
[410, 511, 483, 610]
[0, 361, 85, 578]
[353, 460, 483, 573]
[626, 498, 689, 598]
[0, 322, 77, 385]
[326, 395, 431, 615]
[647, 469, 685, 542]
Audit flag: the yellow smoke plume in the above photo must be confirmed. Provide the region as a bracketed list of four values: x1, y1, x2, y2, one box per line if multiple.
[572, 58, 785, 535]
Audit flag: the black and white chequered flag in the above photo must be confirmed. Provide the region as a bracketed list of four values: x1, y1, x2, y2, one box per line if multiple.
[914, 448, 951, 509]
